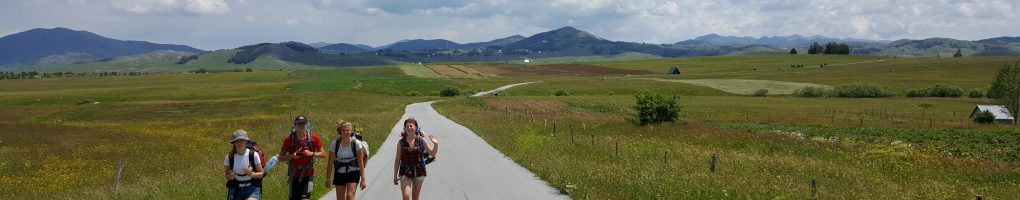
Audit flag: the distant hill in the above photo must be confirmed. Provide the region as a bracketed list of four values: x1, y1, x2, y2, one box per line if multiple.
[877, 37, 1011, 57]
[385, 39, 460, 51]
[306, 42, 333, 48]
[460, 35, 526, 49]
[0, 27, 205, 67]
[318, 43, 368, 53]
[504, 26, 613, 53]
[227, 42, 395, 67]
[676, 34, 889, 48]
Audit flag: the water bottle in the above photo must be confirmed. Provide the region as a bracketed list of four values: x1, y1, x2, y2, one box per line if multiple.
[263, 155, 280, 173]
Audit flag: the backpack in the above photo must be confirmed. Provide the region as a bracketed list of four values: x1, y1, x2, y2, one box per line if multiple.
[332, 138, 361, 171]
[288, 122, 316, 178]
[399, 128, 435, 170]
[334, 133, 369, 167]
[227, 140, 266, 187]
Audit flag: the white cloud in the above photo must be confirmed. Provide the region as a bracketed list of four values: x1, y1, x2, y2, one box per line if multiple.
[111, 0, 178, 14]
[111, 0, 230, 14]
[186, 0, 231, 14]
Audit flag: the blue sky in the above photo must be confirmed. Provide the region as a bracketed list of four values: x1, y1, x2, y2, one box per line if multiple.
[2, 0, 1018, 50]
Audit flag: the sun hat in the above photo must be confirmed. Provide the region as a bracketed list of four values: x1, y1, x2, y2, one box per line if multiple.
[229, 129, 250, 143]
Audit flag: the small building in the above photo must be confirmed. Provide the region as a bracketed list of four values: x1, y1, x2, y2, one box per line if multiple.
[667, 66, 681, 75]
[970, 105, 1015, 124]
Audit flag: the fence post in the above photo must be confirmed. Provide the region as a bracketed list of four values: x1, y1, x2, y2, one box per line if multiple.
[811, 178, 817, 198]
[115, 159, 125, 194]
[552, 123, 557, 137]
[977, 195, 983, 200]
[615, 141, 619, 158]
[663, 150, 668, 166]
[710, 153, 717, 173]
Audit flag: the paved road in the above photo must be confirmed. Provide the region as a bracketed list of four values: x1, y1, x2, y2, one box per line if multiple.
[320, 100, 568, 200]
[471, 82, 537, 97]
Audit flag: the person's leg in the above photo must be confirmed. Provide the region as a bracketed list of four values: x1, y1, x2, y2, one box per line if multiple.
[411, 178, 425, 200]
[228, 187, 236, 200]
[400, 177, 414, 200]
[300, 177, 312, 200]
[246, 186, 261, 200]
[344, 183, 357, 200]
[289, 178, 301, 200]
[335, 183, 347, 200]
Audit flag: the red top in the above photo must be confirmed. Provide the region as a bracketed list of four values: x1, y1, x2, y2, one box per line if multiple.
[281, 132, 322, 177]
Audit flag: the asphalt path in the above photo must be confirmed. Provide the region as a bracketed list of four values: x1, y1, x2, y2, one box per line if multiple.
[322, 83, 567, 200]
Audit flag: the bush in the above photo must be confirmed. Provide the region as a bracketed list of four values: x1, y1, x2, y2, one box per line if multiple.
[832, 84, 894, 98]
[554, 89, 569, 96]
[753, 89, 769, 97]
[793, 86, 828, 98]
[634, 94, 680, 125]
[969, 89, 985, 98]
[405, 91, 421, 96]
[906, 83, 964, 98]
[440, 86, 461, 97]
[974, 110, 996, 124]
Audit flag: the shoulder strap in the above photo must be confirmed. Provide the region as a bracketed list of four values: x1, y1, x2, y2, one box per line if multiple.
[333, 139, 340, 155]
[229, 152, 235, 169]
[247, 149, 259, 172]
[351, 139, 358, 160]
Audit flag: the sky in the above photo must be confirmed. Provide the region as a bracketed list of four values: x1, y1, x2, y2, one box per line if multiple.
[2, 0, 1019, 50]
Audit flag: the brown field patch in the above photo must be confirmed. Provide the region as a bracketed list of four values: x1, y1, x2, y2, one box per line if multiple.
[472, 63, 651, 76]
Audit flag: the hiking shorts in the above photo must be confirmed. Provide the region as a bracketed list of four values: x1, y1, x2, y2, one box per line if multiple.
[399, 175, 426, 182]
[288, 176, 312, 200]
[333, 170, 361, 185]
[228, 185, 261, 200]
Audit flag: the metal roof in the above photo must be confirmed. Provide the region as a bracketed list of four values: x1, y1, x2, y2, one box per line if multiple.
[974, 105, 1015, 120]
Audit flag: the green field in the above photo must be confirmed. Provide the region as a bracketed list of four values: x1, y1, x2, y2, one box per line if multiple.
[3, 54, 1020, 199]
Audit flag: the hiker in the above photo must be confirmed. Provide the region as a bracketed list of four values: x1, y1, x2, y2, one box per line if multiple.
[392, 118, 439, 200]
[280, 115, 325, 200]
[325, 120, 367, 200]
[225, 130, 264, 200]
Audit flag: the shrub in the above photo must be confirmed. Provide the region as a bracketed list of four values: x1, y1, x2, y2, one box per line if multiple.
[974, 110, 996, 124]
[440, 86, 461, 97]
[753, 89, 769, 97]
[969, 89, 985, 98]
[634, 94, 680, 125]
[554, 89, 569, 96]
[793, 86, 828, 98]
[405, 91, 421, 96]
[832, 84, 894, 98]
[906, 83, 964, 98]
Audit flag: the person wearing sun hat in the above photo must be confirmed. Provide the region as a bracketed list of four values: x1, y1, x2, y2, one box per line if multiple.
[225, 130, 264, 200]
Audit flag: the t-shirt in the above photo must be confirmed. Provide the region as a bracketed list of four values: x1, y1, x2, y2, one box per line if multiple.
[223, 149, 262, 181]
[329, 139, 362, 173]
[280, 132, 322, 177]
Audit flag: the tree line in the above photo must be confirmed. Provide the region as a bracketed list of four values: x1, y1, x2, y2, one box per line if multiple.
[799, 42, 851, 55]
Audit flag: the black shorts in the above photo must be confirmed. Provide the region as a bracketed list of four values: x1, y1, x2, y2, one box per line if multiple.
[333, 170, 361, 185]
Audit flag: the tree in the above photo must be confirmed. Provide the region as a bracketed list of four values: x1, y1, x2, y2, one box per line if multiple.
[808, 42, 822, 54]
[974, 110, 996, 124]
[789, 48, 798, 54]
[634, 94, 680, 125]
[953, 48, 963, 57]
[987, 63, 1020, 124]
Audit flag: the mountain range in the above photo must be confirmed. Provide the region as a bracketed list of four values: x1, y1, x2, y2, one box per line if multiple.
[0, 27, 204, 67]
[2, 26, 1020, 70]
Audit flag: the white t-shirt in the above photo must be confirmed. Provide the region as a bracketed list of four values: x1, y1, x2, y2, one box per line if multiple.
[223, 149, 261, 181]
[329, 139, 364, 173]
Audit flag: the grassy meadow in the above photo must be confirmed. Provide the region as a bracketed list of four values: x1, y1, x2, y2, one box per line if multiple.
[3, 53, 1020, 199]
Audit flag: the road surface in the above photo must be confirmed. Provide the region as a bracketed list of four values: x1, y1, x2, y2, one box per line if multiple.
[321, 84, 567, 200]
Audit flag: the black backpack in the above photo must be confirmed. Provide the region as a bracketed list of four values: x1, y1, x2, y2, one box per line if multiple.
[227, 141, 264, 187]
